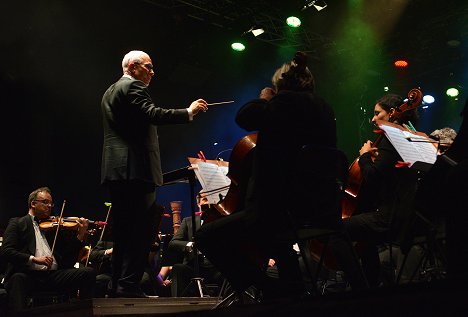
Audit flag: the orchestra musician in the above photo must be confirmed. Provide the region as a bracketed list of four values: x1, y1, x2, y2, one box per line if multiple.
[0, 187, 95, 312]
[100, 50, 208, 298]
[195, 51, 357, 299]
[343, 93, 420, 287]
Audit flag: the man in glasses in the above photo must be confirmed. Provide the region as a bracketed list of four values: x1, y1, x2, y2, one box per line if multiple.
[0, 187, 96, 312]
[100, 50, 208, 298]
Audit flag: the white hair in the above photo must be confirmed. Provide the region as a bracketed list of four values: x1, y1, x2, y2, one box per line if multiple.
[121, 50, 148, 74]
[430, 127, 457, 145]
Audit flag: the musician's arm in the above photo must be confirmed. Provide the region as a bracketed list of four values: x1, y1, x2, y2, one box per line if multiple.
[168, 218, 192, 253]
[235, 99, 268, 131]
[359, 137, 400, 182]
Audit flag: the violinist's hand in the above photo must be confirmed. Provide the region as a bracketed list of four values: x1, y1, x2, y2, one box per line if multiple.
[359, 140, 378, 156]
[76, 217, 89, 242]
[259, 87, 276, 101]
[33, 255, 54, 268]
[188, 99, 208, 116]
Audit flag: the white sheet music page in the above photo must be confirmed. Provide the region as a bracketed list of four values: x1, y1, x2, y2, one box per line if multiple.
[193, 162, 231, 204]
[378, 124, 437, 166]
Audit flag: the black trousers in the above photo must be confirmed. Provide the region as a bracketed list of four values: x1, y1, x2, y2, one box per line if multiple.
[170, 262, 222, 297]
[107, 180, 162, 294]
[195, 210, 303, 294]
[342, 212, 389, 287]
[5, 267, 95, 311]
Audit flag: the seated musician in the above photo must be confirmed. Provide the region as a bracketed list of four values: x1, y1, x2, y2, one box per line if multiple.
[0, 187, 95, 312]
[343, 94, 420, 287]
[87, 239, 159, 297]
[195, 51, 358, 299]
[167, 196, 223, 297]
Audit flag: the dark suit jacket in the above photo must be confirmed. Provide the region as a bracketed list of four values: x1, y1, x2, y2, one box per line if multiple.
[0, 215, 85, 281]
[168, 216, 202, 266]
[101, 76, 190, 186]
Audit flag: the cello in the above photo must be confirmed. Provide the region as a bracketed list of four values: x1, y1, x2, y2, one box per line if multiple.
[341, 88, 423, 218]
[213, 132, 258, 216]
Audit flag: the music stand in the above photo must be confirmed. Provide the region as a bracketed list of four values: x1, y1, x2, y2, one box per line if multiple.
[163, 158, 227, 297]
[162, 165, 208, 297]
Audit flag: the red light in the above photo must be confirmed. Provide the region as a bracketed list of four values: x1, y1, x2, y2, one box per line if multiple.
[394, 60, 408, 67]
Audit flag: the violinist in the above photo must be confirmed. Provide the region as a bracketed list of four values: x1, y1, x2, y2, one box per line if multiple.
[343, 94, 419, 287]
[0, 187, 96, 312]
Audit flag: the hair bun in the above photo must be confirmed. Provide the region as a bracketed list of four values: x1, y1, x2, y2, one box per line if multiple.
[292, 51, 307, 70]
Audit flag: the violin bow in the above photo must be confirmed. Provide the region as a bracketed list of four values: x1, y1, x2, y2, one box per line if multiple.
[51, 200, 66, 256]
[99, 203, 112, 241]
[86, 203, 112, 268]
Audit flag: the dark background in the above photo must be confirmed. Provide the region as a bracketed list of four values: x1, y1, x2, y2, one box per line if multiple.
[1, 0, 467, 235]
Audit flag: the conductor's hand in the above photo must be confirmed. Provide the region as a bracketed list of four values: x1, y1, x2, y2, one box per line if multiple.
[359, 140, 378, 156]
[259, 87, 276, 101]
[33, 256, 53, 268]
[189, 99, 208, 116]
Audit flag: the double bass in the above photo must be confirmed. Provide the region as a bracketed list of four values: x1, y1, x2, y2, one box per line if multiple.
[341, 88, 423, 218]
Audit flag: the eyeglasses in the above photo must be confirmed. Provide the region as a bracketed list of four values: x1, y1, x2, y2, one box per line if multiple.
[135, 62, 154, 71]
[34, 199, 55, 207]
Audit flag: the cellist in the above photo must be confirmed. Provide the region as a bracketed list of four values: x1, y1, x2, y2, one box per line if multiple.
[195, 51, 344, 299]
[343, 93, 419, 287]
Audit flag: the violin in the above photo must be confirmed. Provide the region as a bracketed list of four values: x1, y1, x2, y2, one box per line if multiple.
[39, 216, 107, 232]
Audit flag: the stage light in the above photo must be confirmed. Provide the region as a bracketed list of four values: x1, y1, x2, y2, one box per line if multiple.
[231, 42, 246, 51]
[394, 60, 408, 67]
[446, 88, 459, 97]
[301, 0, 327, 11]
[243, 26, 265, 37]
[383, 86, 389, 92]
[251, 28, 265, 37]
[422, 95, 435, 104]
[286, 16, 301, 28]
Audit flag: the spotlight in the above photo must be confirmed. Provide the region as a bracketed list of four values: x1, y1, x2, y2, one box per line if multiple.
[446, 88, 459, 97]
[231, 42, 246, 52]
[251, 28, 265, 37]
[286, 16, 301, 28]
[301, 0, 327, 11]
[394, 60, 408, 67]
[243, 26, 265, 37]
[422, 95, 435, 104]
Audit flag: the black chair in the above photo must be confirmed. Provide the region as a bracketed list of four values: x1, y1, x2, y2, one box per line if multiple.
[214, 279, 260, 308]
[280, 145, 369, 294]
[383, 161, 447, 285]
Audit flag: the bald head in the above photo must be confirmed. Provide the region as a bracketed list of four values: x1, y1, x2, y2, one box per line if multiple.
[121, 50, 154, 86]
[122, 50, 149, 74]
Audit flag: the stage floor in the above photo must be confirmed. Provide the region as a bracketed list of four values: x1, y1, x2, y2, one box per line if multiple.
[4, 279, 468, 317]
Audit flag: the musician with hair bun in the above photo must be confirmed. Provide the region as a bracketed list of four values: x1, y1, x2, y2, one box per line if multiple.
[196, 52, 350, 298]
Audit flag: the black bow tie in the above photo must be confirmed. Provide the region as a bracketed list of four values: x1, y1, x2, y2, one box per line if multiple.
[33, 217, 40, 224]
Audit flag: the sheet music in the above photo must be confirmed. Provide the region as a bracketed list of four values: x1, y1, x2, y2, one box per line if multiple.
[379, 124, 437, 166]
[192, 162, 231, 204]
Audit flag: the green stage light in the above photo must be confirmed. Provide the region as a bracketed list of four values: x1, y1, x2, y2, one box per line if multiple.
[231, 42, 246, 51]
[446, 88, 459, 97]
[286, 16, 301, 28]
